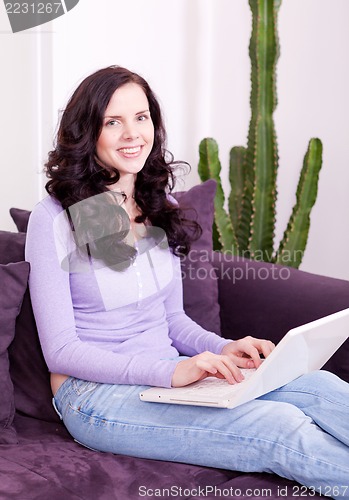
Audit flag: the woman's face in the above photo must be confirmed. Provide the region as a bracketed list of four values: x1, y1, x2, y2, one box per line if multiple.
[96, 82, 155, 181]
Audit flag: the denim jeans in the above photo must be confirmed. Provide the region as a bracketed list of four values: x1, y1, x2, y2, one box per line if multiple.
[53, 370, 349, 498]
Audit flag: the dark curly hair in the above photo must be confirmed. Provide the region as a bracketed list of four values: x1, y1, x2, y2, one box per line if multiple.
[45, 66, 200, 260]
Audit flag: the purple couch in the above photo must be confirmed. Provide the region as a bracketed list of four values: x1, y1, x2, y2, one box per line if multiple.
[1, 180, 349, 499]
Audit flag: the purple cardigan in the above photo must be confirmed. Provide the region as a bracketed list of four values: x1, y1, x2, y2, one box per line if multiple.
[25, 196, 230, 388]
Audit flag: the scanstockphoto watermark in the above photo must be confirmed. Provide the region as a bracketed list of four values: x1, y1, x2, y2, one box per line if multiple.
[3, 0, 79, 33]
[180, 250, 293, 283]
[138, 484, 349, 498]
[139, 485, 275, 497]
[181, 262, 291, 283]
[180, 248, 304, 266]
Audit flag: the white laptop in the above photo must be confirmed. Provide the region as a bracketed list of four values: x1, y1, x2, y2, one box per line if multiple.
[140, 308, 349, 409]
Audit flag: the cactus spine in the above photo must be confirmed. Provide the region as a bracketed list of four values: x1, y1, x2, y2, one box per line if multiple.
[198, 0, 323, 268]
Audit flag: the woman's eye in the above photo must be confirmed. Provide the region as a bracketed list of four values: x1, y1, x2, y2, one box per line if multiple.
[137, 115, 148, 121]
[106, 120, 119, 126]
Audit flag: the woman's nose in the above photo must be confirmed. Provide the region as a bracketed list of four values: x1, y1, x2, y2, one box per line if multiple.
[122, 121, 139, 140]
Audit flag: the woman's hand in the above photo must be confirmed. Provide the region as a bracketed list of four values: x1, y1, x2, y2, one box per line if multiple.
[221, 336, 275, 369]
[171, 337, 275, 388]
[171, 351, 245, 388]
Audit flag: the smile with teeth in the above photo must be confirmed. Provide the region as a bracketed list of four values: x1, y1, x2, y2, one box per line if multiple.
[118, 146, 142, 154]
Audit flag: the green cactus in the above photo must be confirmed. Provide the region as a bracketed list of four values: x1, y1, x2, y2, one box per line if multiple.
[275, 138, 323, 267]
[228, 146, 247, 235]
[198, 139, 238, 253]
[198, 0, 323, 268]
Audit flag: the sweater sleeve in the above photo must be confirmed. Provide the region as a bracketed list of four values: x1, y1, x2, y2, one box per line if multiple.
[165, 255, 232, 356]
[25, 200, 179, 388]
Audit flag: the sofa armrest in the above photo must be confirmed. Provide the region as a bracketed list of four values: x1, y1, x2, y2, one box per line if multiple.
[213, 253, 349, 382]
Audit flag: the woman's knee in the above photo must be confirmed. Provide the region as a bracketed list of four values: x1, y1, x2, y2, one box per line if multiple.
[245, 400, 312, 438]
[295, 370, 344, 393]
[275, 370, 342, 396]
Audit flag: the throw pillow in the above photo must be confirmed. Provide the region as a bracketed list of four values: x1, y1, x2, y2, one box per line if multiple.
[0, 230, 26, 263]
[173, 179, 221, 334]
[0, 261, 30, 443]
[0, 231, 59, 423]
[9, 208, 30, 233]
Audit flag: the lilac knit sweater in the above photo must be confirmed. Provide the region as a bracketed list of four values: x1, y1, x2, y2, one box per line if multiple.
[25, 196, 230, 388]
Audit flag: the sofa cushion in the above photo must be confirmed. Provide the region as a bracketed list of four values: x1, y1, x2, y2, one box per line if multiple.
[0, 231, 59, 423]
[0, 230, 26, 263]
[8, 288, 60, 423]
[9, 207, 30, 233]
[0, 261, 29, 443]
[174, 179, 221, 334]
[3, 415, 322, 500]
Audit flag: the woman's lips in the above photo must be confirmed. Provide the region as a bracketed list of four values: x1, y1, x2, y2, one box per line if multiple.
[117, 145, 143, 158]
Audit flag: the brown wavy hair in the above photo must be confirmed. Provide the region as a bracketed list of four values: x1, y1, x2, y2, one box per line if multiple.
[45, 66, 200, 257]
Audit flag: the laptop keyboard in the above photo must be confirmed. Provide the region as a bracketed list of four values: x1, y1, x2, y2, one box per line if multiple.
[176, 368, 257, 397]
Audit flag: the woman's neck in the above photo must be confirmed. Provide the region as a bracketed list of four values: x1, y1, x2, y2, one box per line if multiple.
[109, 174, 136, 201]
[108, 175, 142, 222]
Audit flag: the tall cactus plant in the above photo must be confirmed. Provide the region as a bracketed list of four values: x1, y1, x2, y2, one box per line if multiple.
[198, 0, 323, 268]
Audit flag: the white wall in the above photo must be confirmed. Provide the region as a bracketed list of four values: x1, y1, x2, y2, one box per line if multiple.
[0, 16, 52, 230]
[1, 0, 348, 280]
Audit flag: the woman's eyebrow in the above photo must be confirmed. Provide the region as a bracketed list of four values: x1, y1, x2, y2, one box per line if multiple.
[104, 109, 150, 119]
[136, 109, 150, 115]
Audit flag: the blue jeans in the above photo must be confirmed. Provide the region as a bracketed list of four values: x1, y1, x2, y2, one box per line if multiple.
[53, 370, 349, 498]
